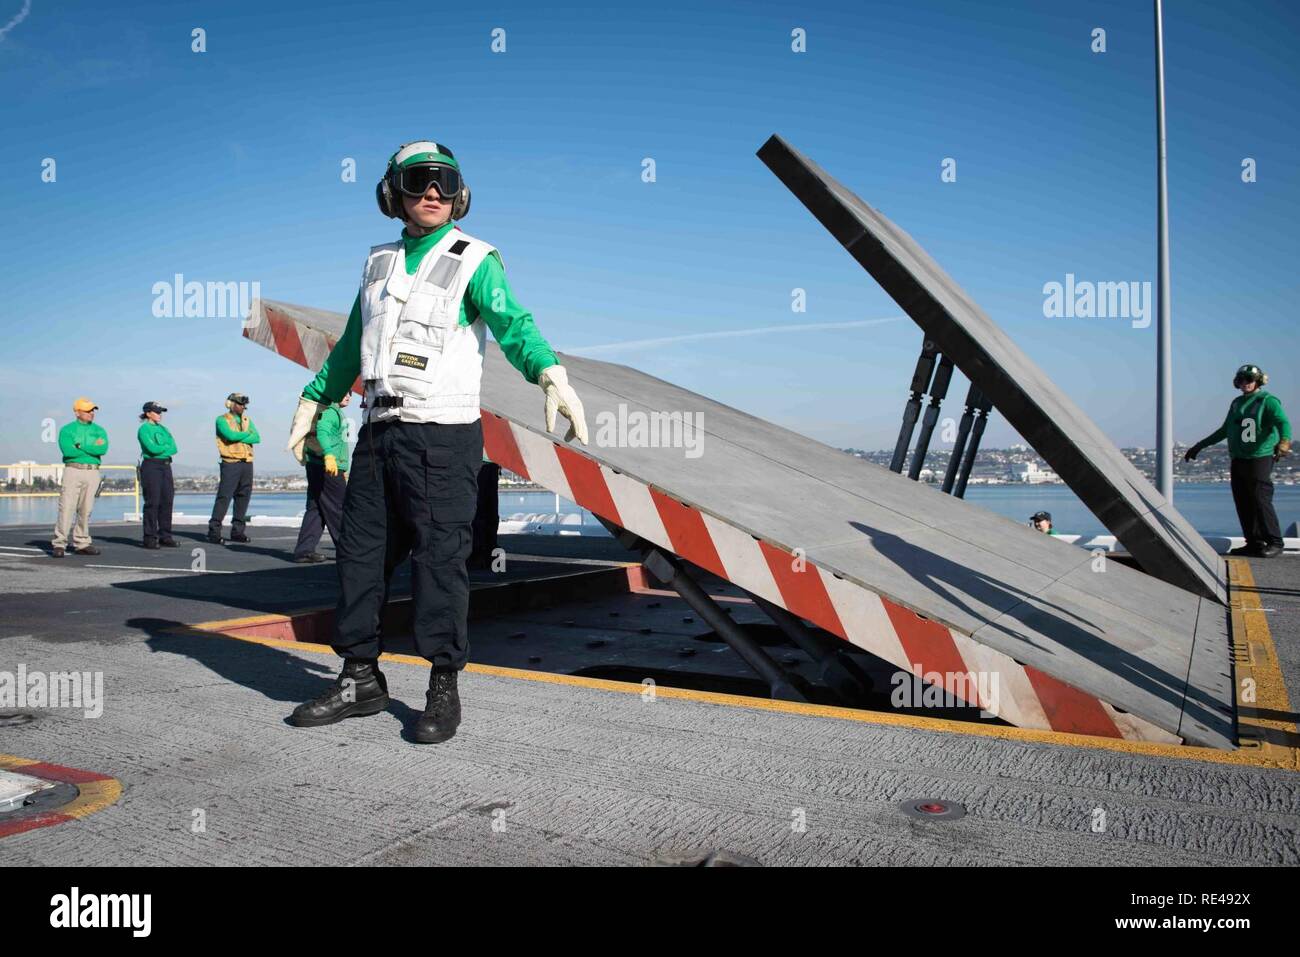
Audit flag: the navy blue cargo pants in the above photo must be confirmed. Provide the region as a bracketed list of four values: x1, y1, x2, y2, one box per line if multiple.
[332, 417, 482, 669]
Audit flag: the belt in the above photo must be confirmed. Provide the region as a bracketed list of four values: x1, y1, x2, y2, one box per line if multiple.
[145, 457, 172, 463]
[368, 396, 472, 410]
[66, 462, 99, 470]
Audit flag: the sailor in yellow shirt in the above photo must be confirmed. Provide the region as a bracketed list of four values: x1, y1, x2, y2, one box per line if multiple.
[208, 391, 260, 545]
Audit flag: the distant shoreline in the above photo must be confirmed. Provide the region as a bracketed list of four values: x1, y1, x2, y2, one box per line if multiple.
[3, 479, 1291, 499]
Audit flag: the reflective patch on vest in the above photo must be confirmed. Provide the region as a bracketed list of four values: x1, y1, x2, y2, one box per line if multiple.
[394, 351, 429, 371]
[448, 239, 470, 255]
[424, 255, 462, 290]
[366, 252, 394, 284]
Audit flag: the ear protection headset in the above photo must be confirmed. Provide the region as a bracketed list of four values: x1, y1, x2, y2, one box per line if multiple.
[376, 140, 471, 221]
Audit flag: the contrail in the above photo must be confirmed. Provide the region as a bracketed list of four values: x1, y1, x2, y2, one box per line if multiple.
[0, 0, 31, 41]
[562, 315, 907, 357]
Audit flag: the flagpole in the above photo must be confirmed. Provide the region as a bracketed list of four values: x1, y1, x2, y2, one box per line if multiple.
[1154, 0, 1174, 501]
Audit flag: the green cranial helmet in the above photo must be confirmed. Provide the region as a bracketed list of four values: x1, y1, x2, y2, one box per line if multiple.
[375, 140, 471, 221]
[1233, 364, 1267, 387]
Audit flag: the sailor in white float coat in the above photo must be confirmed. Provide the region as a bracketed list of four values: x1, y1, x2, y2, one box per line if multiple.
[285, 140, 589, 743]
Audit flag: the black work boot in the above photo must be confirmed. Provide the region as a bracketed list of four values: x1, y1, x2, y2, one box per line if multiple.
[289, 658, 390, 727]
[413, 669, 462, 744]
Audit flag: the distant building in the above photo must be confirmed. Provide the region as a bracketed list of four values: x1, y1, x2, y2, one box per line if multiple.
[7, 460, 63, 484]
[1008, 461, 1058, 484]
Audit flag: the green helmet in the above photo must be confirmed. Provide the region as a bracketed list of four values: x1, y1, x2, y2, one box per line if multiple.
[1233, 364, 1267, 386]
[375, 140, 471, 221]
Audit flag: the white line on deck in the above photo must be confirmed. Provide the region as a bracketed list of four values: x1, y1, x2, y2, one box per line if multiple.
[84, 563, 235, 575]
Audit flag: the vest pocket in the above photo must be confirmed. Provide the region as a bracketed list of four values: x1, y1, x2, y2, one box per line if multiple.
[387, 340, 439, 399]
[395, 319, 447, 348]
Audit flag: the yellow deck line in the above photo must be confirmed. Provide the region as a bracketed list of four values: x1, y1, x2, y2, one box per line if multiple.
[1229, 560, 1300, 767]
[177, 561, 1299, 772]
[59, 779, 124, 820]
[191, 567, 651, 634]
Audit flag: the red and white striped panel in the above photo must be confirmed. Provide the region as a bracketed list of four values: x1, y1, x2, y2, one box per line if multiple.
[242, 302, 1178, 744]
[243, 303, 363, 395]
[482, 412, 1181, 745]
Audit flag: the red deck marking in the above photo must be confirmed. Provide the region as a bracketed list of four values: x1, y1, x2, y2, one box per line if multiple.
[554, 446, 622, 526]
[0, 811, 73, 839]
[757, 542, 847, 639]
[881, 599, 984, 709]
[265, 309, 309, 368]
[481, 415, 530, 479]
[17, 762, 111, 785]
[0, 758, 119, 839]
[1024, 665, 1122, 737]
[649, 490, 728, 579]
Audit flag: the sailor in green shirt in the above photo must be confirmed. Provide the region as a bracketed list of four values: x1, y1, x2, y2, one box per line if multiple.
[1186, 363, 1292, 557]
[285, 139, 590, 743]
[51, 396, 109, 556]
[292, 393, 352, 563]
[137, 401, 178, 549]
[1030, 511, 1060, 536]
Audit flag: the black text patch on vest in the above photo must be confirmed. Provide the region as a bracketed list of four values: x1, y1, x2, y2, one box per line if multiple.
[395, 352, 429, 371]
[448, 239, 469, 255]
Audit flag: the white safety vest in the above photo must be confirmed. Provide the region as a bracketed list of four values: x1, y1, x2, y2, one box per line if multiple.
[358, 227, 496, 424]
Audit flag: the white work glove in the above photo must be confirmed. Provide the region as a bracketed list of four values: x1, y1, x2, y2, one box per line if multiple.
[538, 365, 588, 445]
[287, 396, 328, 465]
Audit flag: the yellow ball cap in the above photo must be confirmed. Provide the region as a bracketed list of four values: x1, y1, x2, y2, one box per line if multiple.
[73, 397, 98, 413]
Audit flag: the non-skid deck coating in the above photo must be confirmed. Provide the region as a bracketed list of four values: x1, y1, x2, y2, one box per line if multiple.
[244, 300, 1234, 748]
[1, 526, 1296, 866]
[756, 133, 1226, 605]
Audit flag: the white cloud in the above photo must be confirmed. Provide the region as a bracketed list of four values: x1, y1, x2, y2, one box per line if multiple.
[562, 315, 906, 358]
[0, 0, 31, 41]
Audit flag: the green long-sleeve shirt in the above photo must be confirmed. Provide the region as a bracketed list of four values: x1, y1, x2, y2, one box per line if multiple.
[305, 404, 350, 471]
[215, 415, 261, 445]
[137, 421, 178, 459]
[1196, 389, 1292, 459]
[302, 222, 559, 404]
[58, 421, 109, 464]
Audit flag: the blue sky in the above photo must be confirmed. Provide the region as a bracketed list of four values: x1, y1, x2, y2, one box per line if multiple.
[0, 0, 1295, 471]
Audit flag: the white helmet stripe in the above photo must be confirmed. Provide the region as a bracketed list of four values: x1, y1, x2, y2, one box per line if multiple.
[394, 141, 448, 166]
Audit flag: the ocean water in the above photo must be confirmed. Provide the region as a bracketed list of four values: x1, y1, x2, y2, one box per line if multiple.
[3, 483, 1297, 539]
